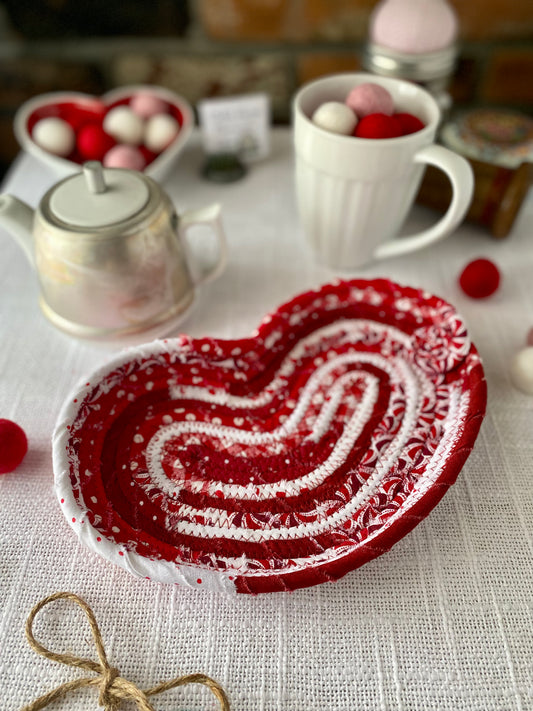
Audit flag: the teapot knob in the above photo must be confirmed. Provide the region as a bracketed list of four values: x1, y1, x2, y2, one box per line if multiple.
[83, 161, 107, 194]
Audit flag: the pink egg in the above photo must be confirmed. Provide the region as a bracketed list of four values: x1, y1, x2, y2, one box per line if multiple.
[370, 0, 458, 54]
[346, 83, 394, 118]
[103, 144, 146, 171]
[130, 92, 170, 119]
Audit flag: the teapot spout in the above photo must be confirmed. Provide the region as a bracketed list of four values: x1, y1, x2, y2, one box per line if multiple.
[0, 194, 35, 267]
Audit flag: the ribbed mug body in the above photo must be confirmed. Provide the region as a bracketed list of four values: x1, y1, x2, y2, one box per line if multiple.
[293, 73, 439, 270]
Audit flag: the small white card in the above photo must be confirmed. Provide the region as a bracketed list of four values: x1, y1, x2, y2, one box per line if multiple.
[197, 93, 271, 162]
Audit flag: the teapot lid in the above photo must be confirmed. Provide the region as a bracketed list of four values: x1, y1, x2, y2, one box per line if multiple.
[49, 162, 150, 228]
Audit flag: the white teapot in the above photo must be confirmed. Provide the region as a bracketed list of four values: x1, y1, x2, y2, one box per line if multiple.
[0, 162, 227, 341]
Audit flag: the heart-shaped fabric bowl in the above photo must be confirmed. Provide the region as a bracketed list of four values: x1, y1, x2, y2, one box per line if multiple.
[14, 85, 194, 182]
[53, 279, 486, 594]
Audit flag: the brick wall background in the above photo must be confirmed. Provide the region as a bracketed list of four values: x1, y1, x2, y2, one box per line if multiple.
[0, 0, 531, 176]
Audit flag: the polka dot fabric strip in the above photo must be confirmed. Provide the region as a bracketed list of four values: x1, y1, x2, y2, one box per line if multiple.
[53, 279, 486, 594]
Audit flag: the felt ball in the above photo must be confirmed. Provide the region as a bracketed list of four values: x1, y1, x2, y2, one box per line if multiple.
[510, 347, 533, 395]
[103, 106, 144, 145]
[139, 145, 157, 166]
[394, 112, 425, 135]
[370, 0, 458, 54]
[32, 117, 75, 157]
[459, 258, 501, 299]
[77, 124, 115, 161]
[0, 419, 28, 474]
[103, 144, 146, 171]
[144, 113, 180, 153]
[130, 92, 170, 119]
[354, 113, 403, 139]
[62, 100, 107, 132]
[312, 101, 358, 135]
[346, 83, 394, 118]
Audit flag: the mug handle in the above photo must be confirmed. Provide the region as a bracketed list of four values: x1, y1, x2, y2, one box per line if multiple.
[178, 203, 228, 285]
[373, 144, 474, 260]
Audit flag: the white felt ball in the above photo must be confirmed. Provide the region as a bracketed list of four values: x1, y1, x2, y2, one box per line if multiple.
[103, 106, 144, 145]
[509, 346, 533, 395]
[32, 117, 75, 157]
[144, 113, 180, 152]
[312, 102, 358, 135]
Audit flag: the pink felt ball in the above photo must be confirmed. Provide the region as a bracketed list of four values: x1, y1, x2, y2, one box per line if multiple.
[0, 419, 28, 474]
[459, 258, 501, 299]
[346, 83, 394, 118]
[103, 144, 146, 171]
[130, 92, 170, 119]
[77, 124, 115, 161]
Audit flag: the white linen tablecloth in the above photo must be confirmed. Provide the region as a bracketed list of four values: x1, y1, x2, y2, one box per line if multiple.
[1, 129, 532, 710]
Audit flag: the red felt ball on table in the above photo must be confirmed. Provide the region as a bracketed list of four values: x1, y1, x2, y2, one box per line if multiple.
[354, 113, 403, 139]
[77, 123, 115, 161]
[459, 258, 501, 298]
[394, 112, 426, 135]
[0, 419, 28, 474]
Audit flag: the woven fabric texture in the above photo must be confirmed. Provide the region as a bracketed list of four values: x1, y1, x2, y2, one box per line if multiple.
[1, 131, 532, 709]
[53, 279, 486, 594]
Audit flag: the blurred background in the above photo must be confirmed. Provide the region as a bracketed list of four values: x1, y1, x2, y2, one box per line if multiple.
[0, 0, 531, 178]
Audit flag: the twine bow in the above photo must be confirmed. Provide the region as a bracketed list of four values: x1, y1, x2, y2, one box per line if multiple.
[22, 592, 230, 711]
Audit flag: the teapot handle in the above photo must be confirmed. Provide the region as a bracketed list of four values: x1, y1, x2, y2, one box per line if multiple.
[178, 203, 227, 285]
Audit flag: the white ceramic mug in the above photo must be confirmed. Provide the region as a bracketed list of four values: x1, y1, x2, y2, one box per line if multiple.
[293, 73, 474, 270]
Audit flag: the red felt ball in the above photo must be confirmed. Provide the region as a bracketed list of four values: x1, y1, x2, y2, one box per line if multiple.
[353, 113, 403, 139]
[394, 112, 426, 135]
[139, 145, 158, 166]
[77, 123, 115, 161]
[459, 258, 501, 298]
[0, 419, 28, 474]
[61, 101, 107, 132]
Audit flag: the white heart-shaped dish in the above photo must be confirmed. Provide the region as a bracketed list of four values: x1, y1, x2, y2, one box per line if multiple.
[14, 84, 194, 182]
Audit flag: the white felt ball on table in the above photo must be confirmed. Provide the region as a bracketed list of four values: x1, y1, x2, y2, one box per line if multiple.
[32, 117, 75, 157]
[103, 106, 144, 145]
[510, 346, 533, 395]
[144, 113, 180, 152]
[311, 102, 357, 135]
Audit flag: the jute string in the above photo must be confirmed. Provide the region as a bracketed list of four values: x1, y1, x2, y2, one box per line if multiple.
[21, 591, 230, 711]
